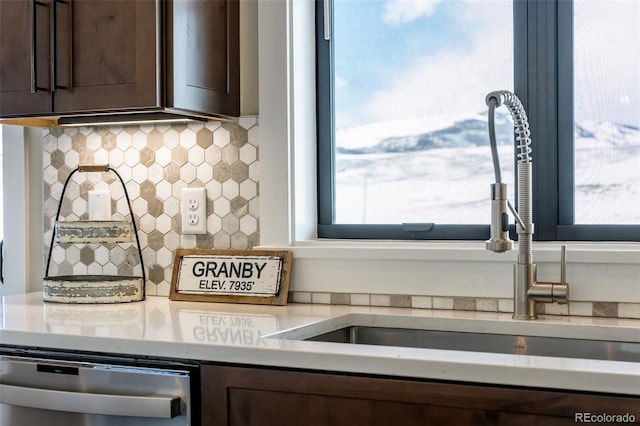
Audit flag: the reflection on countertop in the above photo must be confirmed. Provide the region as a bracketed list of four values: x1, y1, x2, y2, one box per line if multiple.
[1, 291, 639, 396]
[176, 309, 282, 348]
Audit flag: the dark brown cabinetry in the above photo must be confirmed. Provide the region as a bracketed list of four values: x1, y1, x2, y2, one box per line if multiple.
[201, 365, 640, 426]
[0, 0, 248, 121]
[0, 0, 53, 115]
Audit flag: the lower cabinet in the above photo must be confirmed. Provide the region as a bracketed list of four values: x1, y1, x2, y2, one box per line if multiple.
[200, 364, 639, 426]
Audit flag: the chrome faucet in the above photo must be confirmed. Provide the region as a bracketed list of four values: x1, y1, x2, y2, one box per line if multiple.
[485, 90, 568, 320]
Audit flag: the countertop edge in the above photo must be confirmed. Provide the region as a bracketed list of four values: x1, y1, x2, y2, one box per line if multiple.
[1, 328, 638, 397]
[1, 293, 638, 397]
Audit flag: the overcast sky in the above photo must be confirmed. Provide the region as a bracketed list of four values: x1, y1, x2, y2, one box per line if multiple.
[333, 0, 639, 132]
[573, 0, 640, 127]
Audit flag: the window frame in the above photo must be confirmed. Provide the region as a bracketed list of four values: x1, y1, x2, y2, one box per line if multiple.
[316, 0, 639, 242]
[0, 125, 44, 295]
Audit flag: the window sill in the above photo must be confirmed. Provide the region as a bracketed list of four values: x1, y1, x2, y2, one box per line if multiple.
[260, 240, 640, 265]
[257, 241, 639, 304]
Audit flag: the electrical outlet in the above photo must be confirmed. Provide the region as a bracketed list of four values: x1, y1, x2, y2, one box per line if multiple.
[88, 190, 111, 220]
[188, 197, 199, 210]
[182, 188, 207, 234]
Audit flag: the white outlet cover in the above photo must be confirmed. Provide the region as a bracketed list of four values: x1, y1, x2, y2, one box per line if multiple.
[182, 188, 207, 234]
[88, 190, 111, 220]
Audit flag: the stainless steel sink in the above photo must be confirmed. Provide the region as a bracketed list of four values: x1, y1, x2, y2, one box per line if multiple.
[303, 325, 640, 362]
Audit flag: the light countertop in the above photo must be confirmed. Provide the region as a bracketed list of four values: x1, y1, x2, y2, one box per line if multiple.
[1, 292, 638, 396]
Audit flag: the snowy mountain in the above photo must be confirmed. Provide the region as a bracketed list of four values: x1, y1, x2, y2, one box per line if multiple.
[333, 116, 639, 225]
[575, 121, 640, 148]
[336, 115, 640, 155]
[336, 112, 514, 154]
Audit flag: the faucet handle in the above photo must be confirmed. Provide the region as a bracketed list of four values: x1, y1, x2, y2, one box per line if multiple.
[548, 245, 569, 303]
[552, 245, 569, 303]
[560, 244, 566, 285]
[529, 245, 569, 304]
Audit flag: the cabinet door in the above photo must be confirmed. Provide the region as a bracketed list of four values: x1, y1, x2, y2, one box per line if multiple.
[201, 365, 640, 426]
[0, 0, 53, 116]
[167, 0, 240, 117]
[52, 0, 158, 113]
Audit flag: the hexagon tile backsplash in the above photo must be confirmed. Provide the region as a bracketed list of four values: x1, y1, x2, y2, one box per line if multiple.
[43, 117, 260, 296]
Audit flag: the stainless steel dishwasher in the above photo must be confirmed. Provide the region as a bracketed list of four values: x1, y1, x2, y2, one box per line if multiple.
[0, 349, 198, 425]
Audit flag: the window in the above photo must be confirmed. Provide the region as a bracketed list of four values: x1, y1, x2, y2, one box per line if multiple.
[572, 1, 639, 225]
[0, 125, 3, 288]
[0, 125, 3, 241]
[317, 0, 640, 241]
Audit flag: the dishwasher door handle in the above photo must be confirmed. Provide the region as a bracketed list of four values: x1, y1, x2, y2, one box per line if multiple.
[0, 384, 181, 418]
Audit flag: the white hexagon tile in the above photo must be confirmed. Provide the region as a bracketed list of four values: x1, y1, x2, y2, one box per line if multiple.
[43, 118, 260, 296]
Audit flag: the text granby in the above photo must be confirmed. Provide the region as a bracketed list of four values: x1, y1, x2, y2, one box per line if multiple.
[192, 261, 267, 279]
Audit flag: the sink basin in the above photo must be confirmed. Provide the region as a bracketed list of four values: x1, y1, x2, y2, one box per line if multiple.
[270, 314, 640, 363]
[306, 326, 640, 362]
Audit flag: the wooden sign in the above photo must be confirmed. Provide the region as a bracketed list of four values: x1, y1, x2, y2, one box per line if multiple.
[169, 249, 293, 305]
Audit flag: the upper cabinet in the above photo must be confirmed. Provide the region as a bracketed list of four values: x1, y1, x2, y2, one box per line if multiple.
[0, 0, 256, 123]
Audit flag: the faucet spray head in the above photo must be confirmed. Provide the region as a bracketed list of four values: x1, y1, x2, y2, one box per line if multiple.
[486, 92, 504, 108]
[486, 182, 513, 253]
